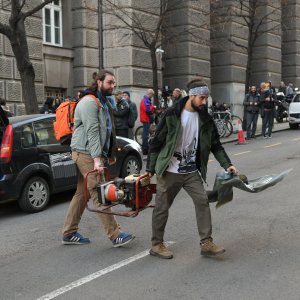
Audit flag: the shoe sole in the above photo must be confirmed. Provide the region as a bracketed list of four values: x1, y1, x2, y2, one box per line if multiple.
[201, 249, 226, 256]
[149, 249, 173, 259]
[113, 235, 135, 248]
[62, 241, 90, 245]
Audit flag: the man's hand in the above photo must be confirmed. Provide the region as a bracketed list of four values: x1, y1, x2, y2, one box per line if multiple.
[94, 157, 104, 174]
[145, 171, 154, 178]
[227, 165, 238, 174]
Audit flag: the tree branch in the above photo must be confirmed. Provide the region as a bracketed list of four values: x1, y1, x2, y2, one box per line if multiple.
[0, 23, 12, 38]
[23, 0, 54, 19]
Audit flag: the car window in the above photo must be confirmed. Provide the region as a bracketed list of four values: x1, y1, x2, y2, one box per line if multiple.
[21, 124, 35, 148]
[34, 118, 58, 145]
[293, 94, 300, 103]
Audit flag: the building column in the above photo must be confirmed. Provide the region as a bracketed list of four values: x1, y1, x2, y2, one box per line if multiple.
[72, 0, 100, 94]
[282, 1, 300, 88]
[163, 0, 211, 91]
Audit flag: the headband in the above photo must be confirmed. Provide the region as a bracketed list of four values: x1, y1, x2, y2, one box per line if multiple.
[188, 86, 210, 96]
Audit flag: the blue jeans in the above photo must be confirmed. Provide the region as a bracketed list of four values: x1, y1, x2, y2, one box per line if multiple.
[246, 112, 259, 138]
[262, 110, 274, 137]
[142, 122, 150, 154]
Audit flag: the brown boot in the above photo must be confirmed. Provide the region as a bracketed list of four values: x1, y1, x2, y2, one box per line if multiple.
[200, 238, 225, 256]
[150, 243, 173, 259]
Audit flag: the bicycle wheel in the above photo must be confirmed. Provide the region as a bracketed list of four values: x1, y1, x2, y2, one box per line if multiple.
[214, 119, 226, 137]
[224, 120, 233, 137]
[134, 126, 143, 146]
[231, 115, 243, 133]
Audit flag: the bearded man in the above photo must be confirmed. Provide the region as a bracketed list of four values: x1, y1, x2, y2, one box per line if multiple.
[146, 77, 238, 259]
[62, 69, 134, 247]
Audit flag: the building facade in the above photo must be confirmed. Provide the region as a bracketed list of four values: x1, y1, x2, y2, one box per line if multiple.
[0, 0, 300, 116]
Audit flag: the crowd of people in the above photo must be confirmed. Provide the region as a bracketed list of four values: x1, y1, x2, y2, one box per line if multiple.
[38, 81, 188, 155]
[242, 80, 294, 140]
[210, 80, 295, 140]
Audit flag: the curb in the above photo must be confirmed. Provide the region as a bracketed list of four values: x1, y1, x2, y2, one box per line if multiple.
[221, 125, 290, 144]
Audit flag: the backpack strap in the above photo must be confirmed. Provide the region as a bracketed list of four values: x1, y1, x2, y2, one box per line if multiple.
[81, 94, 101, 112]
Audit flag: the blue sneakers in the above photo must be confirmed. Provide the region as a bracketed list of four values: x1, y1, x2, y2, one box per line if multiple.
[62, 232, 90, 245]
[112, 232, 135, 248]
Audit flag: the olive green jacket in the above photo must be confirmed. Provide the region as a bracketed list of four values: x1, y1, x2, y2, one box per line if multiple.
[146, 96, 232, 180]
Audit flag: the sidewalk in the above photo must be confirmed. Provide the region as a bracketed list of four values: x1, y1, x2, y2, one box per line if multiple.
[220, 119, 290, 144]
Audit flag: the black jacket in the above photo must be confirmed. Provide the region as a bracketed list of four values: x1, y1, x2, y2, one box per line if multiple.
[113, 99, 130, 130]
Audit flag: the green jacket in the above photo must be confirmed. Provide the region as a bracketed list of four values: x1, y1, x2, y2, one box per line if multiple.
[146, 96, 232, 180]
[71, 92, 117, 159]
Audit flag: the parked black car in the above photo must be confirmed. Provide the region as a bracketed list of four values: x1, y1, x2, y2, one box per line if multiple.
[0, 114, 143, 213]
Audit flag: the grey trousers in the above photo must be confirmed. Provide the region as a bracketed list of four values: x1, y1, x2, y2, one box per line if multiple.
[151, 171, 212, 245]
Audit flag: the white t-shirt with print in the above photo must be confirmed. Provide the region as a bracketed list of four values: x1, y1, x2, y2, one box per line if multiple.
[167, 109, 199, 174]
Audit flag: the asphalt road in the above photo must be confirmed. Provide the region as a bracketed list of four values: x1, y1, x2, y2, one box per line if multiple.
[0, 129, 300, 300]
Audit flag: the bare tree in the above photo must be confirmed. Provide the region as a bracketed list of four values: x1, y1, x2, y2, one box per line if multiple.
[102, 0, 209, 106]
[102, 0, 171, 105]
[0, 0, 54, 114]
[211, 0, 288, 93]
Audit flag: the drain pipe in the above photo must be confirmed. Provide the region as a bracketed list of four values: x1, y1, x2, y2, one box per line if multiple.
[98, 0, 104, 69]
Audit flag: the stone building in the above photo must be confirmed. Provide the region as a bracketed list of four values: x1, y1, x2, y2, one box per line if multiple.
[0, 0, 300, 116]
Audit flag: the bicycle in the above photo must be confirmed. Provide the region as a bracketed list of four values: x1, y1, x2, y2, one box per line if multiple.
[209, 107, 233, 138]
[223, 110, 242, 134]
[209, 105, 242, 137]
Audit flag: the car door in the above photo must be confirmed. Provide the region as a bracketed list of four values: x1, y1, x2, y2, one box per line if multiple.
[33, 117, 78, 191]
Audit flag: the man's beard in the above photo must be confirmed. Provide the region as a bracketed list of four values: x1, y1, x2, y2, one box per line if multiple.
[100, 87, 113, 96]
[191, 100, 205, 112]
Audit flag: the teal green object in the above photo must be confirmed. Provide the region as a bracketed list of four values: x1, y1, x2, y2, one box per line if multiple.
[207, 169, 292, 208]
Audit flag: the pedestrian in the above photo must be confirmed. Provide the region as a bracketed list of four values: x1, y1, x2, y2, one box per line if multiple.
[40, 97, 54, 114]
[64, 96, 72, 102]
[146, 77, 238, 259]
[0, 98, 13, 117]
[286, 82, 294, 97]
[261, 88, 277, 138]
[0, 104, 9, 126]
[278, 81, 286, 95]
[123, 91, 138, 139]
[268, 81, 276, 95]
[172, 88, 182, 105]
[243, 85, 261, 139]
[62, 69, 134, 247]
[113, 91, 130, 138]
[53, 97, 62, 110]
[139, 89, 155, 155]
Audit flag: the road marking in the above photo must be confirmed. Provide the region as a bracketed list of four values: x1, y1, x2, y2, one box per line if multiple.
[264, 143, 282, 148]
[233, 151, 251, 156]
[292, 137, 300, 141]
[37, 241, 175, 300]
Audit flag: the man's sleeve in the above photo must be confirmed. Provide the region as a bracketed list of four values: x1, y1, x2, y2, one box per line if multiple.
[146, 113, 168, 173]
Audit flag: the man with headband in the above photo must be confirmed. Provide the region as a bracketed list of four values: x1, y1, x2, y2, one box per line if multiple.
[146, 77, 238, 259]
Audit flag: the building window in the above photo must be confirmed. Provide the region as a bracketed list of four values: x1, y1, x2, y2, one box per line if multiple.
[43, 1, 62, 46]
[45, 87, 65, 100]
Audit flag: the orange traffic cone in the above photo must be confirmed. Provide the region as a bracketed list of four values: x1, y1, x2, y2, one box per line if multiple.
[236, 119, 247, 144]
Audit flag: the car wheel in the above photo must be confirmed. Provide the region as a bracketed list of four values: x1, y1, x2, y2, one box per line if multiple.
[120, 155, 141, 178]
[289, 123, 299, 129]
[18, 176, 50, 213]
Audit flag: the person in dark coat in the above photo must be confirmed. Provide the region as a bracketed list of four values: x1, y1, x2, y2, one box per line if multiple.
[40, 97, 54, 114]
